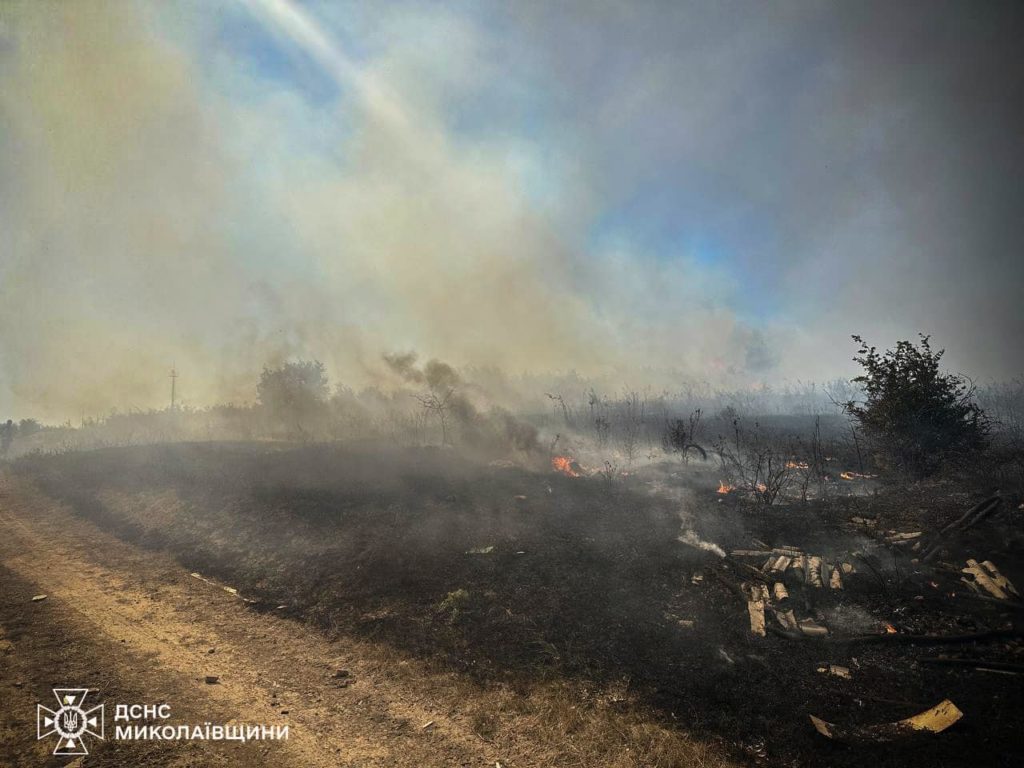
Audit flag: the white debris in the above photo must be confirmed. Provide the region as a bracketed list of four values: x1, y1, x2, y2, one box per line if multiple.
[829, 567, 843, 590]
[798, 618, 829, 637]
[817, 664, 851, 679]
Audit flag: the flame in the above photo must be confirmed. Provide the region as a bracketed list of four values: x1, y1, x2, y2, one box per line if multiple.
[717, 480, 733, 494]
[551, 456, 581, 477]
[883, 622, 898, 634]
[785, 460, 809, 470]
[840, 470, 877, 480]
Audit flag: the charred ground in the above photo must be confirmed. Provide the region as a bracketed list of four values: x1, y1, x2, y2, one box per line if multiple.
[7, 440, 1023, 767]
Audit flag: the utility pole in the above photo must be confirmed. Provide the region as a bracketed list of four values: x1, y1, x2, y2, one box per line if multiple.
[169, 364, 178, 411]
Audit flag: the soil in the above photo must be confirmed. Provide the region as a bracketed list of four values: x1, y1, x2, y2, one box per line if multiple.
[0, 484, 503, 767]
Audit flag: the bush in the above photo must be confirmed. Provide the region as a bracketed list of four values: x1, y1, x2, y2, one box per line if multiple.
[661, 409, 707, 462]
[256, 360, 330, 439]
[845, 335, 989, 477]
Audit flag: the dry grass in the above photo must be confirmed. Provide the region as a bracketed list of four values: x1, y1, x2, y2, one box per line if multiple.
[459, 678, 737, 768]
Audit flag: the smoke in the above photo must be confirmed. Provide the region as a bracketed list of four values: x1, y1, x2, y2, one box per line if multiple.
[0, 2, 253, 418]
[0, 1, 767, 422]
[382, 352, 539, 455]
[3, 1, 1021, 421]
[384, 353, 462, 393]
[382, 352, 426, 385]
[674, 493, 727, 559]
[677, 529, 726, 560]
[649, 480, 727, 558]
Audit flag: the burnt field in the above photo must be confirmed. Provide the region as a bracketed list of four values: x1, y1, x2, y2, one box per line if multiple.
[11, 441, 1024, 767]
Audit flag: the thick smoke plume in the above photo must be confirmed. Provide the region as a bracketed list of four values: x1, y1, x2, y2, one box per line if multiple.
[3, 1, 1022, 420]
[384, 353, 539, 456]
[0, 2, 793, 421]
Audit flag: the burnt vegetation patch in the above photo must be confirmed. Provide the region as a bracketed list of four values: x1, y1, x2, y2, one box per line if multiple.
[6, 337, 1024, 766]
[13, 432, 1024, 768]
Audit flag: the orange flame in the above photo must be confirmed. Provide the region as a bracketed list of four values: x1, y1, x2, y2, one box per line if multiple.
[552, 456, 581, 477]
[883, 622, 898, 634]
[840, 471, 877, 480]
[717, 480, 733, 494]
[785, 460, 809, 470]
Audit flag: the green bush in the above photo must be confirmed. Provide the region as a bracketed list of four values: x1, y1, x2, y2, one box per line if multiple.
[256, 360, 330, 438]
[845, 335, 989, 477]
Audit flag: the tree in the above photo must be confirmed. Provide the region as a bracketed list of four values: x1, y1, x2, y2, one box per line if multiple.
[414, 360, 460, 446]
[17, 418, 41, 437]
[845, 335, 989, 477]
[256, 360, 330, 439]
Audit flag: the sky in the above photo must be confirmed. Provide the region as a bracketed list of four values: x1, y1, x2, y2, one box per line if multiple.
[1, 0, 1022, 420]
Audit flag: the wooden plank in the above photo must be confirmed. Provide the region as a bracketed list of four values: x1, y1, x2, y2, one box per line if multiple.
[806, 556, 823, 587]
[980, 560, 1019, 598]
[747, 599, 766, 636]
[963, 559, 1008, 600]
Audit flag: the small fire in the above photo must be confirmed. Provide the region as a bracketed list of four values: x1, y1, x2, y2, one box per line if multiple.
[840, 470, 877, 480]
[551, 456, 581, 477]
[717, 480, 734, 494]
[785, 460, 809, 470]
[883, 622, 898, 634]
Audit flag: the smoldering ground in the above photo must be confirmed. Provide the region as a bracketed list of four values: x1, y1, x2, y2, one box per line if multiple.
[9, 424, 1024, 768]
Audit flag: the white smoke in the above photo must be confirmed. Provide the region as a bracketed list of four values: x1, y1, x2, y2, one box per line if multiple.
[677, 529, 726, 559]
[646, 481, 727, 558]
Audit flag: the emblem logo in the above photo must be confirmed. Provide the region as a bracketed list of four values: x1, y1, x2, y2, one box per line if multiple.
[37, 688, 105, 756]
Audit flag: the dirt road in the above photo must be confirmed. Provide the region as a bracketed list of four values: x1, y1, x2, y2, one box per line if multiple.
[0, 475, 525, 767]
[1, 472, 734, 768]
